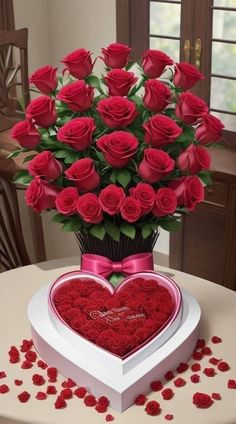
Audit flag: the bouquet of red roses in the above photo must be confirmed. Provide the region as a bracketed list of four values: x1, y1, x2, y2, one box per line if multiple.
[10, 43, 224, 242]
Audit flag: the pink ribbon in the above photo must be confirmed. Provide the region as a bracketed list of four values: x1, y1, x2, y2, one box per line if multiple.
[81, 252, 154, 278]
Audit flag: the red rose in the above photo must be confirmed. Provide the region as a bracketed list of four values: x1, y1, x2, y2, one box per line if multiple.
[95, 402, 108, 413]
[192, 392, 213, 408]
[144, 114, 182, 148]
[134, 394, 147, 405]
[57, 80, 94, 112]
[152, 188, 177, 217]
[61, 48, 93, 79]
[97, 131, 138, 167]
[99, 184, 125, 215]
[26, 95, 57, 127]
[28, 151, 62, 180]
[217, 361, 230, 372]
[177, 144, 211, 174]
[57, 117, 96, 151]
[150, 380, 163, 391]
[138, 148, 175, 183]
[195, 114, 224, 144]
[104, 69, 137, 96]
[169, 175, 204, 211]
[130, 183, 156, 214]
[142, 49, 173, 78]
[174, 377, 186, 387]
[101, 43, 131, 69]
[56, 187, 79, 215]
[173, 62, 204, 91]
[65, 158, 100, 191]
[29, 65, 58, 94]
[18, 391, 30, 403]
[162, 388, 174, 400]
[121, 196, 142, 223]
[145, 400, 161, 416]
[25, 177, 59, 212]
[77, 193, 103, 224]
[175, 92, 208, 124]
[10, 120, 41, 148]
[143, 79, 171, 112]
[97, 96, 138, 128]
[211, 336, 222, 344]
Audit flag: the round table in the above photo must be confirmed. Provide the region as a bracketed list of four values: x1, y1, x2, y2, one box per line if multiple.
[0, 257, 235, 424]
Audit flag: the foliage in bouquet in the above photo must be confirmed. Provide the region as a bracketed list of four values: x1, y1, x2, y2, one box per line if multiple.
[10, 43, 224, 241]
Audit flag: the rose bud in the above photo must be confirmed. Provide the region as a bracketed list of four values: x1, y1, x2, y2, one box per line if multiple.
[152, 188, 177, 217]
[142, 49, 173, 78]
[99, 185, 125, 215]
[77, 193, 103, 224]
[121, 196, 143, 223]
[97, 96, 138, 128]
[61, 48, 93, 79]
[169, 175, 204, 211]
[138, 148, 175, 183]
[144, 114, 182, 148]
[56, 187, 79, 216]
[97, 131, 138, 167]
[28, 151, 63, 180]
[104, 69, 138, 96]
[143, 79, 171, 112]
[25, 177, 59, 212]
[57, 80, 94, 112]
[173, 62, 204, 91]
[10, 119, 41, 149]
[177, 144, 211, 174]
[145, 400, 161, 416]
[57, 117, 96, 151]
[29, 65, 58, 94]
[192, 392, 213, 409]
[195, 114, 224, 145]
[65, 158, 100, 192]
[101, 43, 131, 69]
[175, 92, 208, 125]
[130, 183, 156, 214]
[26, 95, 57, 127]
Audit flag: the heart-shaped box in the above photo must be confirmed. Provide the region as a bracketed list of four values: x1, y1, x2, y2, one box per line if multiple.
[48, 271, 183, 375]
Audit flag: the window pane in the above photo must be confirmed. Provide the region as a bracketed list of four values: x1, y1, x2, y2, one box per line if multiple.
[213, 10, 236, 39]
[150, 2, 181, 37]
[212, 42, 236, 77]
[211, 111, 236, 131]
[214, 0, 236, 7]
[210, 77, 236, 112]
[149, 37, 180, 62]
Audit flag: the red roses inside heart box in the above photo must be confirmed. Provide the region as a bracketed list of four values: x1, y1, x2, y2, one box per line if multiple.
[48, 271, 182, 373]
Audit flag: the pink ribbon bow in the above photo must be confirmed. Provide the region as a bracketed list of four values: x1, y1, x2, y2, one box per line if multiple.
[81, 252, 154, 278]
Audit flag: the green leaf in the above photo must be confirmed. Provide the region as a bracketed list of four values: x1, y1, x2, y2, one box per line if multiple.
[13, 170, 33, 185]
[129, 95, 144, 110]
[109, 273, 124, 287]
[104, 220, 120, 242]
[159, 217, 181, 232]
[54, 150, 70, 159]
[198, 171, 212, 186]
[117, 169, 132, 188]
[125, 62, 135, 71]
[62, 218, 82, 232]
[141, 224, 153, 239]
[110, 170, 117, 183]
[64, 152, 80, 164]
[86, 75, 105, 94]
[120, 223, 136, 239]
[89, 224, 106, 240]
[23, 154, 37, 163]
[7, 149, 23, 159]
[52, 213, 68, 223]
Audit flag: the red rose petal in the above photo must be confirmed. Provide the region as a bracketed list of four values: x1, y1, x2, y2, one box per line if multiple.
[84, 394, 97, 407]
[174, 377, 186, 387]
[196, 339, 205, 349]
[14, 379, 23, 386]
[145, 400, 161, 416]
[203, 367, 216, 377]
[218, 361, 230, 372]
[66, 378, 76, 388]
[95, 402, 108, 413]
[47, 385, 57, 395]
[227, 379, 236, 389]
[192, 351, 203, 361]
[190, 374, 200, 383]
[74, 387, 87, 398]
[193, 392, 213, 408]
[201, 347, 212, 356]
[211, 336, 222, 344]
[47, 367, 58, 381]
[37, 360, 48, 370]
[212, 392, 221, 400]
[36, 391, 47, 400]
[209, 357, 221, 365]
[176, 362, 189, 373]
[21, 360, 33, 369]
[134, 394, 147, 405]
[98, 396, 110, 407]
[165, 414, 174, 421]
[150, 380, 163, 391]
[61, 388, 73, 399]
[18, 391, 30, 403]
[25, 350, 37, 362]
[165, 371, 174, 381]
[54, 394, 67, 409]
[106, 414, 115, 422]
[191, 363, 201, 372]
[0, 384, 9, 394]
[162, 388, 174, 400]
[32, 374, 45, 386]
[0, 371, 6, 379]
[20, 339, 33, 352]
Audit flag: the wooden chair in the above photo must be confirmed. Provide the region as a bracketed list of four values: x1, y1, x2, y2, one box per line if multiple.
[0, 28, 46, 271]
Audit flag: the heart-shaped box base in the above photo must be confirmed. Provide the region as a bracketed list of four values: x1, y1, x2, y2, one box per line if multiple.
[28, 284, 200, 412]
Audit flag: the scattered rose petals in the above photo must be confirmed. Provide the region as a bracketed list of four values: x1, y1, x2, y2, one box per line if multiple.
[227, 379, 236, 389]
[162, 388, 174, 400]
[18, 391, 30, 403]
[36, 391, 47, 400]
[165, 371, 174, 381]
[106, 414, 115, 422]
[74, 387, 87, 398]
[218, 361, 230, 372]
[0, 371, 6, 379]
[145, 400, 161, 416]
[61, 378, 76, 388]
[201, 347, 212, 356]
[174, 377, 186, 387]
[54, 394, 66, 409]
[8, 346, 20, 363]
[190, 374, 200, 383]
[98, 396, 110, 407]
[21, 360, 33, 369]
[25, 350, 37, 362]
[47, 385, 57, 395]
[134, 394, 147, 405]
[212, 392, 221, 400]
[0, 384, 9, 394]
[47, 367, 58, 382]
[32, 374, 45, 386]
[150, 380, 163, 391]
[61, 388, 73, 399]
[211, 336, 222, 344]
[20, 339, 33, 352]
[209, 357, 221, 366]
[176, 362, 189, 373]
[192, 351, 203, 361]
[193, 392, 213, 408]
[37, 360, 48, 370]
[84, 394, 97, 407]
[95, 402, 108, 413]
[191, 363, 201, 372]
[165, 414, 174, 421]
[203, 368, 216, 377]
[196, 339, 205, 349]
[14, 379, 23, 386]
